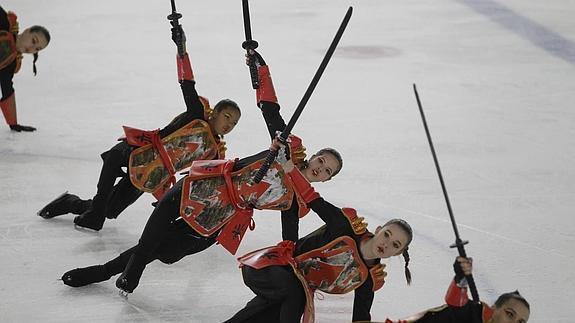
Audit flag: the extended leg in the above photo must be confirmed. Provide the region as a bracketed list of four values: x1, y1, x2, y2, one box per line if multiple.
[38, 192, 92, 219]
[104, 176, 144, 220]
[115, 180, 184, 293]
[225, 265, 305, 323]
[74, 142, 131, 230]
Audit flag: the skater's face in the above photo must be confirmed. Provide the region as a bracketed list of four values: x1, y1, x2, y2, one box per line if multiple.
[366, 224, 410, 260]
[17, 29, 49, 54]
[302, 152, 340, 183]
[209, 107, 240, 136]
[491, 298, 530, 323]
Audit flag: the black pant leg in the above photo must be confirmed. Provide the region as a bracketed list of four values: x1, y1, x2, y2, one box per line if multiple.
[135, 179, 184, 257]
[155, 219, 218, 264]
[226, 265, 305, 323]
[223, 296, 281, 323]
[105, 176, 144, 219]
[91, 141, 132, 211]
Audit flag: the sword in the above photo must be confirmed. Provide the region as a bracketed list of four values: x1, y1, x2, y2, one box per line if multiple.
[167, 0, 185, 56]
[253, 7, 353, 183]
[242, 0, 260, 89]
[412, 84, 481, 304]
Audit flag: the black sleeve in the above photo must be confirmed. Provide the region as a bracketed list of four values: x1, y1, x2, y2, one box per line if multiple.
[413, 302, 484, 323]
[0, 62, 15, 100]
[308, 198, 349, 229]
[259, 101, 286, 139]
[180, 80, 205, 120]
[352, 278, 375, 322]
[281, 197, 300, 242]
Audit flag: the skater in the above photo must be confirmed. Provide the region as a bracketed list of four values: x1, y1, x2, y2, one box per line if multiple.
[38, 21, 241, 231]
[61, 49, 344, 295]
[0, 5, 50, 132]
[385, 256, 530, 323]
[224, 165, 413, 323]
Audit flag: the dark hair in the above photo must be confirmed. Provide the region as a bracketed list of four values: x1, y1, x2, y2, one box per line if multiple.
[306, 148, 343, 180]
[213, 99, 241, 115]
[494, 290, 530, 311]
[29, 25, 51, 76]
[383, 218, 413, 285]
[29, 26, 51, 44]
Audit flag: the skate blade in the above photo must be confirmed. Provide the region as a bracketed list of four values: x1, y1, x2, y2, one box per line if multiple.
[118, 289, 131, 298]
[73, 224, 101, 232]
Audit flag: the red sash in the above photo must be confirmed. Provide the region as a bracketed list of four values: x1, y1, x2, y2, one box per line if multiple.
[126, 119, 219, 197]
[123, 126, 176, 198]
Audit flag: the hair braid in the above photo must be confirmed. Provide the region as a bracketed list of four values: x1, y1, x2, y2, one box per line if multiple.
[32, 53, 38, 76]
[403, 247, 412, 285]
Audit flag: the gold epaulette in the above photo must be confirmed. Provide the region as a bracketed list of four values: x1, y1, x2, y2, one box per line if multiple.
[199, 96, 212, 120]
[7, 12, 19, 34]
[369, 263, 387, 291]
[341, 207, 368, 235]
[217, 140, 227, 159]
[288, 134, 307, 165]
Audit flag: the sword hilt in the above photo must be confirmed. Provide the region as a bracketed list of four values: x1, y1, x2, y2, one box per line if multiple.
[253, 134, 288, 183]
[253, 149, 279, 184]
[167, 11, 185, 56]
[167, 12, 182, 22]
[242, 40, 260, 89]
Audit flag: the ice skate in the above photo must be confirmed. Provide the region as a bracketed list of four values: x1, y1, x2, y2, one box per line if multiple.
[37, 192, 90, 219]
[115, 254, 146, 294]
[61, 265, 111, 287]
[73, 209, 105, 231]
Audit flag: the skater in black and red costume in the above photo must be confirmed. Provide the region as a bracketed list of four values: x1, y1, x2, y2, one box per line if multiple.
[384, 256, 530, 323]
[223, 162, 413, 323]
[38, 22, 241, 231]
[60, 49, 344, 294]
[0, 5, 50, 132]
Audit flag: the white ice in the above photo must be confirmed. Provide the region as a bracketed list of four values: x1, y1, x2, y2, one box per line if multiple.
[1, 0, 574, 322]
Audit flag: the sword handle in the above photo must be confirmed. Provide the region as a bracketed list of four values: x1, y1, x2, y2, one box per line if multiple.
[242, 41, 260, 89]
[242, 0, 259, 89]
[253, 148, 278, 184]
[451, 240, 480, 303]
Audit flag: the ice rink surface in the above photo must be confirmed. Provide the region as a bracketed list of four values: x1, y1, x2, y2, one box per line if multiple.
[1, 0, 574, 322]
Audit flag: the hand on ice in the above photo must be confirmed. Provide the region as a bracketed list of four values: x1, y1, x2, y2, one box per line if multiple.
[10, 124, 37, 132]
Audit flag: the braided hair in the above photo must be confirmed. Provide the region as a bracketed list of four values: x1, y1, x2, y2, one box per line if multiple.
[28, 26, 51, 76]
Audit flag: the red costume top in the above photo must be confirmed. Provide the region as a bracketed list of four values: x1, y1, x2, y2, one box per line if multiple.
[385, 278, 493, 323]
[238, 196, 387, 323]
[0, 7, 23, 127]
[121, 52, 226, 200]
[179, 136, 309, 255]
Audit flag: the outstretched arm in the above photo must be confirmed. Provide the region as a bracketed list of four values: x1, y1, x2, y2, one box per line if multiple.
[171, 24, 205, 119]
[281, 198, 300, 242]
[445, 256, 473, 307]
[352, 278, 375, 322]
[0, 63, 36, 132]
[246, 49, 286, 138]
[0, 10, 36, 132]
